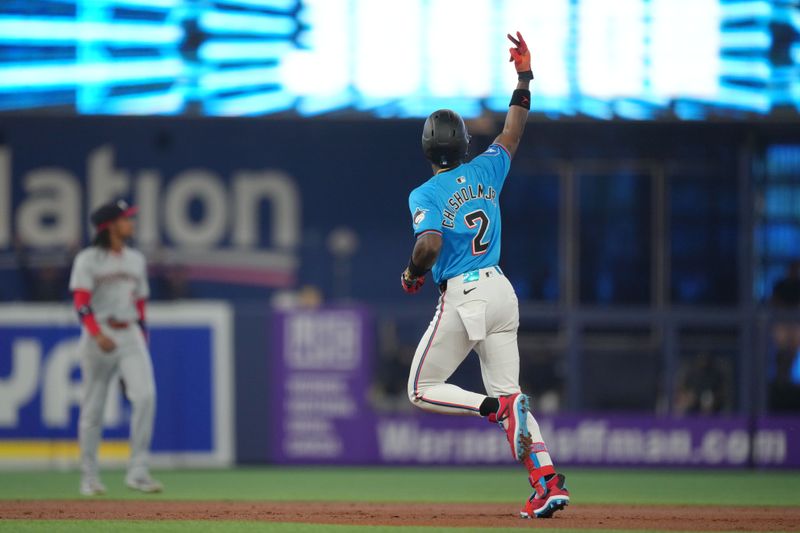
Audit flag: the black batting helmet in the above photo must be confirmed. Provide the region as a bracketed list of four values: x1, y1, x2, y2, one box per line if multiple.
[421, 109, 470, 168]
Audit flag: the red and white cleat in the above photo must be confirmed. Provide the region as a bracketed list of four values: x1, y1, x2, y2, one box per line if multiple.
[520, 473, 570, 519]
[495, 393, 531, 461]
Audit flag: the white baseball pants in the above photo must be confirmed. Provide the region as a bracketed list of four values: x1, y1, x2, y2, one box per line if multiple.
[78, 326, 156, 479]
[407, 266, 553, 469]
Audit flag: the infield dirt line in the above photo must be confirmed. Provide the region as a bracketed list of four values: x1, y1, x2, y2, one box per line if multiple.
[1, 501, 799, 531]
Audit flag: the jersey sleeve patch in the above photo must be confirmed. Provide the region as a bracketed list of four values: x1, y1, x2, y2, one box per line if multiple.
[408, 187, 442, 235]
[413, 207, 428, 226]
[472, 143, 511, 189]
[489, 143, 511, 158]
[483, 145, 501, 156]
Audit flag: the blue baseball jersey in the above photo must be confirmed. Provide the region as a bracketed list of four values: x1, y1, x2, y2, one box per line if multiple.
[408, 143, 511, 284]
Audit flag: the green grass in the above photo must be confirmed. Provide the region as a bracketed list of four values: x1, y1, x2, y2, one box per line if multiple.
[2, 468, 798, 532]
[1, 467, 799, 507]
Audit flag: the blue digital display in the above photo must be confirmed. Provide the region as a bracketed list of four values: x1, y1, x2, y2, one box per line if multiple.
[0, 0, 798, 119]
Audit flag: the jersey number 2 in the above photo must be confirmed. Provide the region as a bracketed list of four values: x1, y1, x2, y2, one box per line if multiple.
[464, 210, 490, 255]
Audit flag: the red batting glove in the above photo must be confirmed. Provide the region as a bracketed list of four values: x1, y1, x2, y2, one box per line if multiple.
[401, 269, 425, 294]
[508, 31, 533, 79]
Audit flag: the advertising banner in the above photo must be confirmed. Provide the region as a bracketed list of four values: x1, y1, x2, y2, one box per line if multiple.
[0, 303, 234, 468]
[0, 116, 426, 302]
[269, 307, 373, 464]
[372, 414, 796, 468]
[269, 307, 799, 468]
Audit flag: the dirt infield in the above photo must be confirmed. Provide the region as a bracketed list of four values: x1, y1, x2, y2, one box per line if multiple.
[1, 500, 799, 531]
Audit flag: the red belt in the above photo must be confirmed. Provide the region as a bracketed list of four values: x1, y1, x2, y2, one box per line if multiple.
[107, 319, 129, 330]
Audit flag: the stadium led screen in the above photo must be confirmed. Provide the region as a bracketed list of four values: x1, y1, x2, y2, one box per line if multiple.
[0, 0, 798, 119]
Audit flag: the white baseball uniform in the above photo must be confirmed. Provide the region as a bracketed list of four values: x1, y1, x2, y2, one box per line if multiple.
[405, 142, 554, 473]
[407, 268, 554, 472]
[69, 246, 156, 481]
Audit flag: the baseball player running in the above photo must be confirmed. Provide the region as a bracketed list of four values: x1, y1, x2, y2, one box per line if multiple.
[401, 32, 569, 519]
[69, 200, 163, 495]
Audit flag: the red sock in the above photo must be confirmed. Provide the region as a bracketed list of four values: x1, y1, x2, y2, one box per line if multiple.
[522, 455, 555, 496]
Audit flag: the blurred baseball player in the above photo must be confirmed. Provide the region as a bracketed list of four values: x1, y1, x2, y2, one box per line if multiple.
[401, 32, 569, 518]
[69, 200, 162, 495]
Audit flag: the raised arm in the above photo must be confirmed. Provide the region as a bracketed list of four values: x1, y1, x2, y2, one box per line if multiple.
[494, 32, 533, 159]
